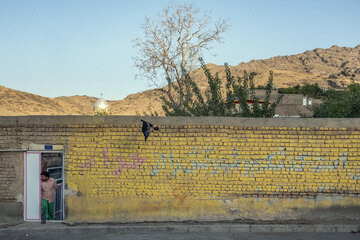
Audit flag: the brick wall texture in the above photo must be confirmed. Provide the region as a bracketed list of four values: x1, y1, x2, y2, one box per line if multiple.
[0, 153, 20, 202]
[0, 116, 359, 222]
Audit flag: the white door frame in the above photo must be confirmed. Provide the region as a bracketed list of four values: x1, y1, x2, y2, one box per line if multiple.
[24, 151, 65, 221]
[24, 152, 41, 221]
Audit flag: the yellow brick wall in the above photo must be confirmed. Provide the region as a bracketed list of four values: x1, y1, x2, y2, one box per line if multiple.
[64, 121, 360, 222]
[1, 116, 359, 222]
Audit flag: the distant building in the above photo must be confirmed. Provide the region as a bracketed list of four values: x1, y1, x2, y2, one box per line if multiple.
[273, 91, 320, 118]
[93, 96, 110, 116]
[228, 90, 321, 118]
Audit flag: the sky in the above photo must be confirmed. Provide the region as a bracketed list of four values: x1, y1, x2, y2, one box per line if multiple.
[0, 0, 359, 100]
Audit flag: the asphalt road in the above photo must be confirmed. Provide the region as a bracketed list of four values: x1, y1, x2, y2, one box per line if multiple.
[0, 231, 359, 240]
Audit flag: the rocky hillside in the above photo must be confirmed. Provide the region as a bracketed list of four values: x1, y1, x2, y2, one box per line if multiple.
[1, 45, 359, 116]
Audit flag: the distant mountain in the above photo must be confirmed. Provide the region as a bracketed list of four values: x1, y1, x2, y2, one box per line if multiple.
[1, 44, 359, 116]
[0, 86, 95, 115]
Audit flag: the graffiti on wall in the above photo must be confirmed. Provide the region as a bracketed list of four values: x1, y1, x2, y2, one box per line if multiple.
[150, 147, 354, 178]
[80, 148, 146, 175]
[79, 146, 359, 180]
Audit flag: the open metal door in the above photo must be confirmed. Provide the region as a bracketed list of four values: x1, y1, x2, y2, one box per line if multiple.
[24, 152, 41, 221]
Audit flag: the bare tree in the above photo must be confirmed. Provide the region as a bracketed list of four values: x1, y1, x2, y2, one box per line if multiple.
[133, 3, 229, 110]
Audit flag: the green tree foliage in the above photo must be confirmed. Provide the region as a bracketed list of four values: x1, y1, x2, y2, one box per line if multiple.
[93, 110, 110, 116]
[161, 59, 283, 117]
[278, 83, 325, 99]
[313, 83, 360, 118]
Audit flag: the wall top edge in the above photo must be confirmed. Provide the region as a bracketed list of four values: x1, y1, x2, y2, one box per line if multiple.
[0, 116, 359, 128]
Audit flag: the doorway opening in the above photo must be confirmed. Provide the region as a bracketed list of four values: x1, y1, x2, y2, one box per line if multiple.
[24, 151, 64, 221]
[41, 152, 64, 221]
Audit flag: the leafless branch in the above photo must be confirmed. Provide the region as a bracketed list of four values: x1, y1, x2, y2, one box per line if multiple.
[133, 3, 229, 110]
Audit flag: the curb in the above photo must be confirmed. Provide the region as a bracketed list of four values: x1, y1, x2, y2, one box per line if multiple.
[1, 223, 359, 233]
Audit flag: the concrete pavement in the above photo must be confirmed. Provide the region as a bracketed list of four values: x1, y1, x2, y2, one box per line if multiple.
[1, 231, 360, 240]
[1, 220, 360, 233]
[1, 221, 360, 240]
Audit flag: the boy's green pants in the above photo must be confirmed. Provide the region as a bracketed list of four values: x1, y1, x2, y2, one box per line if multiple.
[41, 199, 55, 220]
